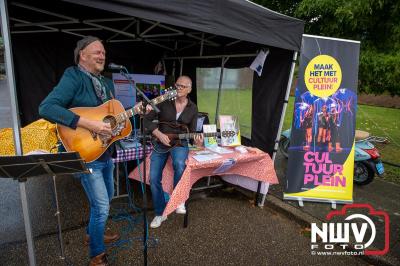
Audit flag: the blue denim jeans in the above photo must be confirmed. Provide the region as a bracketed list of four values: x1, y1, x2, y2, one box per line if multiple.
[150, 143, 189, 215]
[79, 159, 114, 257]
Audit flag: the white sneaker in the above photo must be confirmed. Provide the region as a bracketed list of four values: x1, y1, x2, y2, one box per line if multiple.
[150, 216, 167, 228]
[176, 203, 186, 214]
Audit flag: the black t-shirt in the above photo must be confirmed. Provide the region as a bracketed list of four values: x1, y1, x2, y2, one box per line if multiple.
[143, 98, 198, 134]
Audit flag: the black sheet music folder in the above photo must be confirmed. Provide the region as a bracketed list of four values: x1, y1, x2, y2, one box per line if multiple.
[0, 152, 88, 181]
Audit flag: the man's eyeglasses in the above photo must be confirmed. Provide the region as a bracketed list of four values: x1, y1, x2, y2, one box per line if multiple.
[175, 83, 191, 90]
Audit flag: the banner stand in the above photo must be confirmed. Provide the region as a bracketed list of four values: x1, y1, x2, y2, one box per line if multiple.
[297, 199, 304, 207]
[296, 199, 336, 209]
[284, 35, 360, 205]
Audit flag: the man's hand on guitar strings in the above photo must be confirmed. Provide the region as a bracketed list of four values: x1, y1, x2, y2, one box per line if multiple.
[194, 133, 204, 147]
[78, 117, 112, 137]
[152, 129, 171, 146]
[157, 132, 171, 146]
[94, 121, 112, 137]
[89, 120, 112, 137]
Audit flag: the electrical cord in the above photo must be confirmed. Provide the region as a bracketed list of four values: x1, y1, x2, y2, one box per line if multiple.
[107, 71, 159, 264]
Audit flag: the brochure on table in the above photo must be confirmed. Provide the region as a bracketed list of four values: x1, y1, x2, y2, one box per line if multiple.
[219, 115, 241, 146]
[203, 124, 218, 148]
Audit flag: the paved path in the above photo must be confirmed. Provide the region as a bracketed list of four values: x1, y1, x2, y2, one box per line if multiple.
[0, 190, 368, 266]
[271, 152, 400, 265]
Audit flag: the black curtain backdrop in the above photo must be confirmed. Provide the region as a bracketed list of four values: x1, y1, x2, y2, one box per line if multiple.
[13, 35, 74, 125]
[8, 0, 302, 155]
[252, 47, 294, 156]
[12, 35, 294, 155]
[12, 33, 164, 125]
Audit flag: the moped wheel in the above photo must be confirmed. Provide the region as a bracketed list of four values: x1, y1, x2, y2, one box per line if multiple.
[354, 161, 374, 185]
[279, 136, 290, 158]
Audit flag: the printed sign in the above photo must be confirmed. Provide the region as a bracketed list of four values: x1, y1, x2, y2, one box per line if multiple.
[284, 35, 360, 203]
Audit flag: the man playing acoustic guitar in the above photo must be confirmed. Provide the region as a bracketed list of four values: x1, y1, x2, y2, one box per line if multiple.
[39, 36, 146, 266]
[144, 75, 203, 228]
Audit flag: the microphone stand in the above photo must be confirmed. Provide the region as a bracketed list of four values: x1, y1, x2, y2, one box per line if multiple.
[119, 67, 157, 266]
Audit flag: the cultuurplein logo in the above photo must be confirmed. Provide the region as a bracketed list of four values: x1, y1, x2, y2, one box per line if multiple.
[310, 204, 390, 256]
[304, 55, 342, 98]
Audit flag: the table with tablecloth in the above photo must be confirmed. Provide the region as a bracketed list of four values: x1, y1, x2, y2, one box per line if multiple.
[112, 144, 152, 163]
[129, 147, 279, 216]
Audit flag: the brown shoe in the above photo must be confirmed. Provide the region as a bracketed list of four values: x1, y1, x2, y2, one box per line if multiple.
[89, 252, 109, 266]
[85, 228, 120, 245]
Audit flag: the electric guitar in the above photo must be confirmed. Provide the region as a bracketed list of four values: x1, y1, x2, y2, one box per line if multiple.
[57, 90, 177, 162]
[152, 122, 236, 153]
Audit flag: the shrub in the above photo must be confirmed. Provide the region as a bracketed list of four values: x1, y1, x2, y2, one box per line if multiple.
[359, 50, 400, 96]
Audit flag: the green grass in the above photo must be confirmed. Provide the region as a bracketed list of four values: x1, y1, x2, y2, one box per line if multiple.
[197, 89, 252, 137]
[197, 89, 400, 184]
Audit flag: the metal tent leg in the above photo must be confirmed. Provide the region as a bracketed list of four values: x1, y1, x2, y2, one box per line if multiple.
[19, 182, 37, 266]
[1, 1, 37, 265]
[261, 51, 298, 206]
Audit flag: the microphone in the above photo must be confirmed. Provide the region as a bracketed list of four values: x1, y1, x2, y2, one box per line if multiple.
[108, 63, 125, 70]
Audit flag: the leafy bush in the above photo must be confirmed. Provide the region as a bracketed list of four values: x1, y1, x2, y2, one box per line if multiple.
[291, 0, 400, 96]
[359, 51, 400, 96]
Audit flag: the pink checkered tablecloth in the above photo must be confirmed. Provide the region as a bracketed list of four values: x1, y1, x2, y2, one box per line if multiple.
[129, 147, 279, 216]
[112, 145, 152, 163]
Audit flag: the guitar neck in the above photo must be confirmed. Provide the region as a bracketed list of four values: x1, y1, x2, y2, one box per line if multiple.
[178, 132, 220, 140]
[150, 93, 172, 105]
[115, 93, 174, 123]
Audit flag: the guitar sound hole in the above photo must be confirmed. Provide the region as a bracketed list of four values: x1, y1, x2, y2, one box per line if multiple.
[103, 115, 117, 128]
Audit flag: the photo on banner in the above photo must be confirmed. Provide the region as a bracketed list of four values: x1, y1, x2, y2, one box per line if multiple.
[284, 35, 360, 203]
[112, 73, 165, 108]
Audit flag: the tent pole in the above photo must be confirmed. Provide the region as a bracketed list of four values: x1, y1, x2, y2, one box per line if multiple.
[272, 51, 298, 162]
[179, 58, 183, 76]
[259, 50, 298, 206]
[214, 56, 229, 124]
[172, 60, 176, 80]
[161, 59, 166, 75]
[172, 41, 178, 79]
[199, 33, 204, 56]
[0, 1, 36, 265]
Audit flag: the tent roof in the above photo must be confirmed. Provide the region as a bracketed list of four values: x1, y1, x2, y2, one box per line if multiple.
[8, 0, 303, 52]
[65, 0, 304, 51]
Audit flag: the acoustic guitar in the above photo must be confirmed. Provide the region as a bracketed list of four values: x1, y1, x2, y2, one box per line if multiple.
[57, 90, 177, 162]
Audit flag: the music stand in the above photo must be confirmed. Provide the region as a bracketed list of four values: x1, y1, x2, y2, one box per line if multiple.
[0, 152, 88, 265]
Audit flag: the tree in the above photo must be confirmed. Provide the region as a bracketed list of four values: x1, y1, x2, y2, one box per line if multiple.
[252, 0, 400, 95]
[251, 0, 302, 17]
[295, 0, 400, 51]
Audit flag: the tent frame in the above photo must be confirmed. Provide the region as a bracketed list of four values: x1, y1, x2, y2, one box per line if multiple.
[0, 1, 301, 265]
[9, 1, 231, 52]
[1, 1, 37, 265]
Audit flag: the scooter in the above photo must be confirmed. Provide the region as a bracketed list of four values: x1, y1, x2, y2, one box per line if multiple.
[279, 129, 386, 185]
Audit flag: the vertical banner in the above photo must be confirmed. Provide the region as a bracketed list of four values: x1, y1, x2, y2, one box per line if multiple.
[284, 35, 360, 203]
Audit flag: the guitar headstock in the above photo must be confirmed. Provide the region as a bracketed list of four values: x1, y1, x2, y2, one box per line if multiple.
[152, 88, 178, 104]
[221, 130, 236, 138]
[164, 87, 177, 101]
